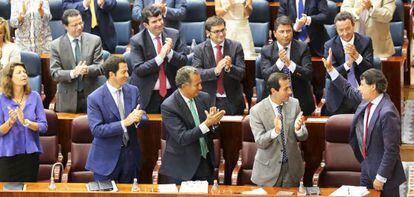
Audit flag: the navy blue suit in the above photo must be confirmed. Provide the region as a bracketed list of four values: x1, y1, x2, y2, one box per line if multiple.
[63, 0, 117, 53]
[278, 0, 329, 56]
[86, 83, 148, 182]
[324, 33, 373, 114]
[331, 74, 405, 196]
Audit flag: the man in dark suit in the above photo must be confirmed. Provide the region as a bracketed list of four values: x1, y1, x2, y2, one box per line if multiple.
[192, 16, 245, 115]
[278, 0, 329, 56]
[132, 0, 187, 30]
[63, 0, 117, 53]
[160, 66, 225, 184]
[260, 16, 315, 116]
[86, 56, 148, 183]
[129, 6, 188, 114]
[323, 53, 405, 196]
[324, 11, 374, 115]
[50, 9, 103, 113]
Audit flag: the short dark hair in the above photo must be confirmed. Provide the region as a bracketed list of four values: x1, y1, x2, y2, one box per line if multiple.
[273, 16, 293, 31]
[142, 6, 162, 24]
[102, 56, 126, 79]
[266, 72, 289, 94]
[176, 66, 199, 88]
[334, 11, 355, 26]
[205, 16, 226, 32]
[360, 68, 388, 93]
[62, 9, 81, 26]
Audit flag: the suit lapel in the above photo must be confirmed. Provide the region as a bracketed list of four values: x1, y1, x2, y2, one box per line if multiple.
[333, 37, 346, 63]
[103, 85, 121, 120]
[272, 43, 280, 64]
[123, 85, 133, 118]
[144, 30, 158, 58]
[205, 39, 216, 68]
[194, 96, 207, 124]
[61, 34, 76, 69]
[290, 41, 299, 64]
[366, 96, 385, 149]
[223, 39, 231, 58]
[264, 99, 282, 145]
[290, 0, 297, 19]
[80, 33, 87, 62]
[175, 91, 196, 128]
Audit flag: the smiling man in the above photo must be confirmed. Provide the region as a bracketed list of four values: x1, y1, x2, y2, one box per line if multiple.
[129, 5, 187, 114]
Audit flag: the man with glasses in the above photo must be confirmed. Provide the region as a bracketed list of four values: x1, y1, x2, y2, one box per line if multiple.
[192, 16, 246, 115]
[50, 9, 104, 113]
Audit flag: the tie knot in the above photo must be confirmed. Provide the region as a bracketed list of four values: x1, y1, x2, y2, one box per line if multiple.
[73, 38, 79, 44]
[155, 36, 161, 41]
[116, 89, 122, 95]
[216, 45, 222, 50]
[367, 102, 373, 108]
[276, 105, 283, 113]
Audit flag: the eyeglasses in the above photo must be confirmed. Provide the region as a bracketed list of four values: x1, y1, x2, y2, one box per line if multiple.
[210, 28, 226, 34]
[69, 22, 84, 28]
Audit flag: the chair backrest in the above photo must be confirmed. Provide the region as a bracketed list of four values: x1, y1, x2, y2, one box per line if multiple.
[123, 51, 134, 76]
[180, 0, 206, 48]
[49, 0, 66, 40]
[0, 0, 10, 19]
[319, 114, 361, 187]
[70, 116, 94, 183]
[249, 0, 269, 53]
[255, 55, 266, 102]
[324, 24, 336, 39]
[20, 51, 42, 94]
[239, 115, 257, 185]
[38, 109, 59, 181]
[326, 0, 340, 24]
[373, 56, 382, 70]
[111, 0, 131, 54]
[391, 0, 404, 56]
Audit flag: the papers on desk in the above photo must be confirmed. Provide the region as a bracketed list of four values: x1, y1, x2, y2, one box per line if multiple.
[241, 188, 268, 195]
[330, 185, 369, 196]
[179, 181, 208, 193]
[158, 184, 178, 193]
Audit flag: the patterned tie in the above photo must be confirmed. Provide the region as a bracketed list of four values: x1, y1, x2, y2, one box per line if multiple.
[276, 105, 288, 163]
[359, 9, 368, 35]
[90, 0, 98, 28]
[215, 45, 225, 95]
[116, 89, 129, 146]
[282, 47, 293, 96]
[189, 99, 209, 158]
[345, 53, 359, 88]
[74, 39, 83, 91]
[155, 36, 167, 97]
[362, 102, 373, 159]
[297, 0, 308, 41]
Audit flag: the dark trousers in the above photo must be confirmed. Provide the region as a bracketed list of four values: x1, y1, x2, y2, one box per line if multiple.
[76, 90, 87, 113]
[146, 89, 173, 114]
[93, 145, 138, 183]
[167, 155, 214, 185]
[361, 169, 400, 197]
[0, 153, 39, 182]
[215, 97, 243, 115]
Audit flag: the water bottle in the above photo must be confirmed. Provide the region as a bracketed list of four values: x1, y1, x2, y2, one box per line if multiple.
[131, 178, 139, 192]
[211, 179, 219, 194]
[297, 180, 306, 196]
[190, 39, 197, 53]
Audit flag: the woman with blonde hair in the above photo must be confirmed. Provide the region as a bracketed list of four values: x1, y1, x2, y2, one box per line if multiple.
[0, 17, 21, 68]
[0, 62, 47, 182]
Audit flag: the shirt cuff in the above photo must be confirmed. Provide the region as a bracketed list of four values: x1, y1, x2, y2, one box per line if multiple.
[343, 63, 351, 71]
[121, 121, 127, 133]
[70, 70, 77, 79]
[293, 21, 301, 32]
[270, 128, 279, 139]
[155, 55, 164, 66]
[328, 68, 340, 81]
[376, 174, 387, 183]
[295, 125, 305, 136]
[83, 1, 89, 10]
[306, 16, 312, 25]
[355, 54, 363, 65]
[199, 123, 210, 134]
[276, 58, 285, 70]
[288, 61, 297, 73]
[166, 50, 173, 62]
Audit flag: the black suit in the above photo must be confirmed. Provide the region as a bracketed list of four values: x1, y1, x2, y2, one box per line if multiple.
[260, 40, 315, 116]
[324, 33, 373, 114]
[278, 0, 329, 56]
[129, 28, 188, 113]
[160, 91, 216, 182]
[192, 39, 246, 115]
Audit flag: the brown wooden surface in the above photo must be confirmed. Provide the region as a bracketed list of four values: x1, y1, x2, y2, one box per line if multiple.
[0, 182, 380, 196]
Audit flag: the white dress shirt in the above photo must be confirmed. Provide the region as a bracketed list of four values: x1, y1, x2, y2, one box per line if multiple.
[147, 30, 173, 90]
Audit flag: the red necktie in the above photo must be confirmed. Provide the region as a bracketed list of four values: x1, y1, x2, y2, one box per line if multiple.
[362, 102, 373, 159]
[156, 36, 167, 97]
[215, 45, 224, 95]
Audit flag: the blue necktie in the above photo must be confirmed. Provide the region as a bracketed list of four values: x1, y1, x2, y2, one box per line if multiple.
[276, 105, 288, 163]
[282, 47, 293, 96]
[345, 54, 359, 88]
[297, 0, 308, 41]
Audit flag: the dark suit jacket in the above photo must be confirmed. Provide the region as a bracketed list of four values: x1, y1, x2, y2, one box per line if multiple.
[160, 90, 216, 180]
[129, 28, 188, 110]
[278, 0, 329, 56]
[132, 0, 187, 30]
[324, 33, 374, 114]
[192, 39, 246, 115]
[63, 0, 117, 52]
[332, 75, 406, 190]
[260, 40, 315, 115]
[85, 83, 148, 176]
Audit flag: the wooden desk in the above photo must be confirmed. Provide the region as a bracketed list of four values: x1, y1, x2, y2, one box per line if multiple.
[0, 183, 380, 196]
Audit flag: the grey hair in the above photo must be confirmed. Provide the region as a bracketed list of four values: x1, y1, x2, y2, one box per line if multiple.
[176, 66, 199, 88]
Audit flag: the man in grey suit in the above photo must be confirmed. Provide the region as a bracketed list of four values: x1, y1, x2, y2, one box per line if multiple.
[250, 72, 308, 187]
[50, 9, 103, 113]
[192, 16, 246, 115]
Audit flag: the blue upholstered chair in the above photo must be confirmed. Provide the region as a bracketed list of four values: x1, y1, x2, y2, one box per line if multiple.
[49, 0, 66, 40]
[249, 0, 270, 53]
[111, 0, 132, 54]
[0, 0, 11, 19]
[21, 51, 42, 94]
[391, 0, 404, 56]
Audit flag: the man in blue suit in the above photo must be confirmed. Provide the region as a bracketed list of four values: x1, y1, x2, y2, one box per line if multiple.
[63, 0, 117, 53]
[132, 0, 187, 30]
[324, 11, 373, 115]
[86, 56, 148, 183]
[323, 53, 405, 196]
